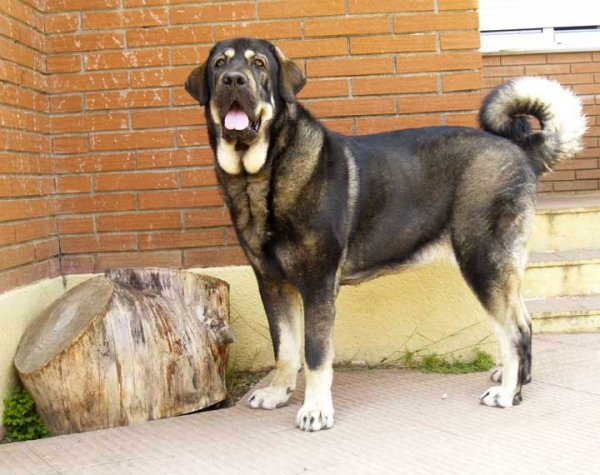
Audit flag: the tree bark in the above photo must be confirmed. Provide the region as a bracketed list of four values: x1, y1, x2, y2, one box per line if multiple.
[14, 268, 234, 436]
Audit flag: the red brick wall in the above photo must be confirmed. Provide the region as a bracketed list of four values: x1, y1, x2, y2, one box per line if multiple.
[0, 0, 60, 294]
[3, 2, 600, 296]
[483, 52, 600, 194]
[0, 0, 483, 293]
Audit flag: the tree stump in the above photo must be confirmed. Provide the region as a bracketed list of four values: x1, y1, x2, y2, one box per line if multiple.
[14, 268, 235, 436]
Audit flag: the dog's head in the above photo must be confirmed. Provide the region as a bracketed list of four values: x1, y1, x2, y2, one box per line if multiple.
[185, 38, 305, 156]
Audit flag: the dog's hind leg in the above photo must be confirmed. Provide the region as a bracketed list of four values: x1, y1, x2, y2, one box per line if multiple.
[478, 269, 532, 407]
[455, 242, 532, 407]
[490, 299, 532, 386]
[453, 203, 533, 407]
[248, 277, 302, 410]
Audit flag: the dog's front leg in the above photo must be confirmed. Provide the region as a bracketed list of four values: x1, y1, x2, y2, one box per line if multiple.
[296, 297, 336, 432]
[248, 277, 302, 410]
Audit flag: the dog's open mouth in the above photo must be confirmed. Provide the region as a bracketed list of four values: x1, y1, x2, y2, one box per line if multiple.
[222, 102, 261, 139]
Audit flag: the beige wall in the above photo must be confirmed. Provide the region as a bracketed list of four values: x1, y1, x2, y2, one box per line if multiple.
[0, 260, 496, 424]
[0, 278, 67, 419]
[201, 263, 495, 370]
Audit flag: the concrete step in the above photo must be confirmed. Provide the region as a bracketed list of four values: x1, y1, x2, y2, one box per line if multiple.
[527, 295, 600, 333]
[524, 249, 600, 298]
[529, 195, 600, 252]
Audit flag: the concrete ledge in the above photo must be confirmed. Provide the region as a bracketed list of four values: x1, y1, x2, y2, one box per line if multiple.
[527, 295, 600, 333]
[537, 194, 600, 213]
[525, 250, 600, 298]
[529, 202, 600, 252]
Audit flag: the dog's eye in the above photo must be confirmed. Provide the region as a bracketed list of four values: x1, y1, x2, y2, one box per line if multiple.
[253, 58, 265, 69]
[215, 58, 226, 68]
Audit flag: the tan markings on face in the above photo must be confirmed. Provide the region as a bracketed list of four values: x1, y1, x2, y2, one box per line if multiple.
[223, 48, 235, 58]
[209, 98, 221, 127]
[244, 49, 256, 60]
[254, 101, 274, 124]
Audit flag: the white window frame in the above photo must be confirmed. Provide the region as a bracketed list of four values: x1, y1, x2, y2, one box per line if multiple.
[480, 0, 600, 53]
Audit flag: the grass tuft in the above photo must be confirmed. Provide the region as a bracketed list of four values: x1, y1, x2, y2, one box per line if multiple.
[421, 349, 494, 374]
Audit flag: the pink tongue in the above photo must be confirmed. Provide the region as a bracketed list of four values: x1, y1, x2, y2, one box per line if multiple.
[224, 109, 250, 131]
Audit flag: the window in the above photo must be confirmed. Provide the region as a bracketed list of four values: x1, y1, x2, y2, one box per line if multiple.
[480, 0, 600, 52]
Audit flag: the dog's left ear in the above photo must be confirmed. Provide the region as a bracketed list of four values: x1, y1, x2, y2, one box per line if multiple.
[272, 46, 306, 103]
[185, 63, 209, 106]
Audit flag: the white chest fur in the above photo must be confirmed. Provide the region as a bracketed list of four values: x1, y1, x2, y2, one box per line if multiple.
[216, 138, 269, 175]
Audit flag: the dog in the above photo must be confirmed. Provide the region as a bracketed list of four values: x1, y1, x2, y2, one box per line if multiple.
[185, 37, 586, 431]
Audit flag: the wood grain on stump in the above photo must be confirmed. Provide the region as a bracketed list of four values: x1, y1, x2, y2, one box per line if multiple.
[14, 268, 234, 435]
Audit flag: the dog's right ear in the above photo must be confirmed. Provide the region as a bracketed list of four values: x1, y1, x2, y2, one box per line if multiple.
[185, 63, 209, 106]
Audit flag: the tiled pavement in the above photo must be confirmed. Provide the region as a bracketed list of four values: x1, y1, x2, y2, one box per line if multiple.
[1, 333, 599, 475]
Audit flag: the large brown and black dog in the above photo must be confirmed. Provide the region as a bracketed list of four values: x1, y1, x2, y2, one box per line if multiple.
[185, 37, 586, 431]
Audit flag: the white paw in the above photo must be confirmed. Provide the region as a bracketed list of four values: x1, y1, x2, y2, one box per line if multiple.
[295, 399, 334, 432]
[480, 386, 514, 408]
[490, 368, 503, 383]
[248, 386, 293, 410]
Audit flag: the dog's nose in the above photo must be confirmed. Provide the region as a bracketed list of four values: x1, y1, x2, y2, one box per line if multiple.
[222, 72, 247, 87]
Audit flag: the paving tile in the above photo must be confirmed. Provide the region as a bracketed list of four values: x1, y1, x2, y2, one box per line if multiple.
[2, 334, 599, 475]
[21, 425, 170, 473]
[540, 332, 600, 348]
[0, 442, 58, 474]
[60, 454, 224, 475]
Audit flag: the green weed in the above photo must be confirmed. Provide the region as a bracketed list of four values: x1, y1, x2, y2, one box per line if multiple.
[421, 349, 494, 374]
[2, 387, 49, 442]
[401, 350, 417, 369]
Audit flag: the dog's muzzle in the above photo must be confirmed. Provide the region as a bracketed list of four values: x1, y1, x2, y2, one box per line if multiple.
[218, 71, 262, 143]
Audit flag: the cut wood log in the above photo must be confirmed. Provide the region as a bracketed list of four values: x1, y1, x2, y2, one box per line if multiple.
[14, 268, 234, 436]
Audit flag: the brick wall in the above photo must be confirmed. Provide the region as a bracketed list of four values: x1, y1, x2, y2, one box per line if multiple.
[3, 2, 599, 297]
[0, 0, 483, 293]
[3, 2, 600, 296]
[0, 1, 60, 294]
[483, 52, 600, 194]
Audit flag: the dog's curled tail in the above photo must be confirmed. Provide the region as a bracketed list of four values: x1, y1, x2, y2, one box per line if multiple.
[479, 77, 587, 173]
